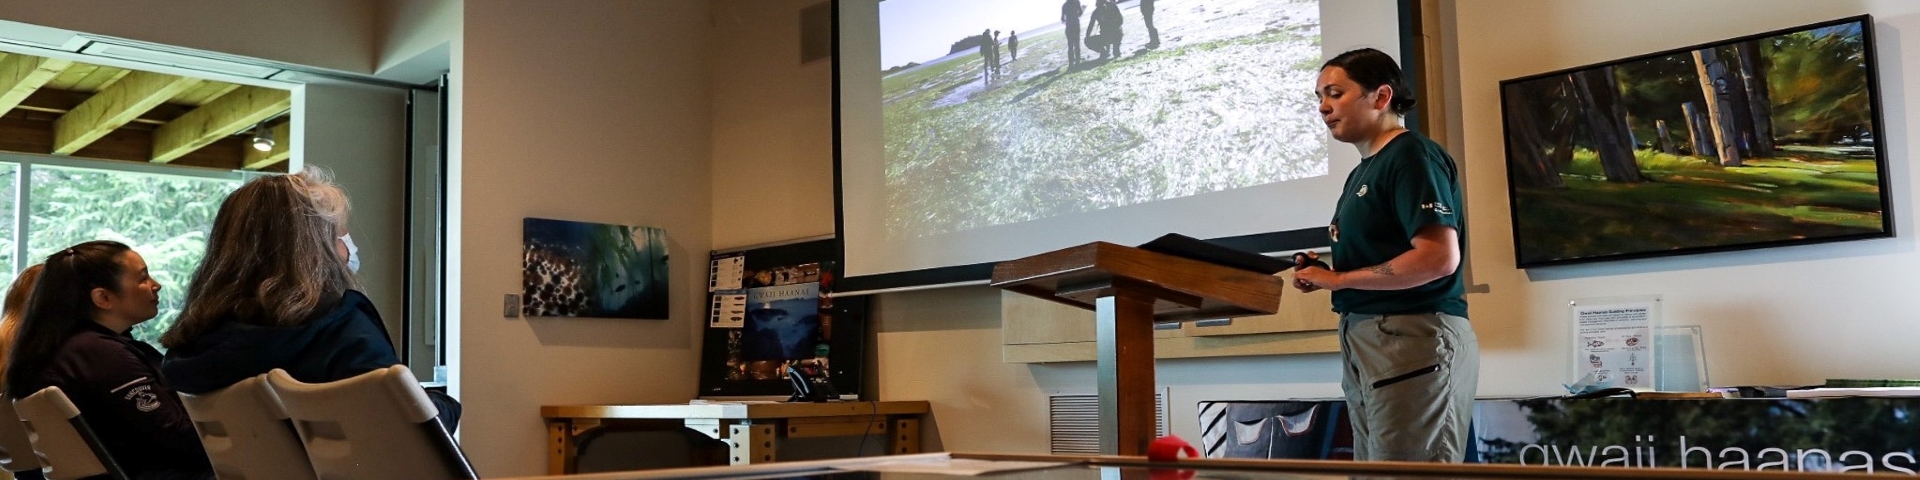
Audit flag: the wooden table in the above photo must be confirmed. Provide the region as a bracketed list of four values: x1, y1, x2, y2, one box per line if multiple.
[542, 401, 931, 474]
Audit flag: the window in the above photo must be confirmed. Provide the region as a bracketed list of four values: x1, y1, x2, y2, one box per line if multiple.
[3, 154, 246, 346]
[0, 165, 17, 288]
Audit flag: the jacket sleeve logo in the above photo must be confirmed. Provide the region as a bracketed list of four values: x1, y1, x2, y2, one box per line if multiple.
[125, 385, 162, 412]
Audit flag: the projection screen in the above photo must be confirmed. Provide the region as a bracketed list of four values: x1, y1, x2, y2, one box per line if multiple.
[837, 0, 1409, 289]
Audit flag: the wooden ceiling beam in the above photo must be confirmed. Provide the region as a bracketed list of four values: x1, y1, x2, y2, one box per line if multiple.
[0, 111, 250, 168]
[242, 121, 290, 170]
[151, 86, 288, 163]
[0, 55, 71, 117]
[16, 89, 195, 125]
[52, 71, 201, 155]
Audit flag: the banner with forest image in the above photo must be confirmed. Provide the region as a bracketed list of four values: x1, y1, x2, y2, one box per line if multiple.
[1476, 397, 1920, 474]
[1500, 17, 1889, 267]
[1197, 397, 1920, 474]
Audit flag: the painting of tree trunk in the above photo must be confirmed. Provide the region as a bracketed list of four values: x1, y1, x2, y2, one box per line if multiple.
[1571, 67, 1645, 183]
[1655, 120, 1676, 155]
[1692, 47, 1744, 166]
[1736, 40, 1777, 157]
[1681, 102, 1715, 158]
[1503, 79, 1564, 188]
[1717, 46, 1761, 159]
[1547, 106, 1576, 172]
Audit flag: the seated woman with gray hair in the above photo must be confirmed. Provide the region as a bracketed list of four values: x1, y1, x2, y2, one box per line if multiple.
[160, 168, 460, 430]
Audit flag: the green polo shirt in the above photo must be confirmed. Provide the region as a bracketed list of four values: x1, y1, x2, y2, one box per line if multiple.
[1328, 131, 1467, 317]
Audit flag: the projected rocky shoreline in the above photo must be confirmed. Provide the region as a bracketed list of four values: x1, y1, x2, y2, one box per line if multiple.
[881, 0, 1326, 239]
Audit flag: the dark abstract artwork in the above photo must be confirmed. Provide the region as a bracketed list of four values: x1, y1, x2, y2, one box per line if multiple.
[523, 217, 669, 319]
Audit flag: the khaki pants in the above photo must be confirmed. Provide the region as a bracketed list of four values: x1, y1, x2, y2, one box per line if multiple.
[1338, 312, 1479, 462]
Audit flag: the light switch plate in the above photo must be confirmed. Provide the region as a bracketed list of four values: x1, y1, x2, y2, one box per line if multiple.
[504, 293, 521, 318]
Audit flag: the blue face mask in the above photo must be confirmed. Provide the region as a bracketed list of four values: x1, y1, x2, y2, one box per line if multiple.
[339, 233, 361, 273]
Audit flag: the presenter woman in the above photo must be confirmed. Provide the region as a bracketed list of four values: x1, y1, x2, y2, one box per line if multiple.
[1291, 48, 1477, 462]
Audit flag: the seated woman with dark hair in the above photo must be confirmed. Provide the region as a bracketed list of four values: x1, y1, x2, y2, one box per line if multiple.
[4, 241, 211, 480]
[160, 168, 459, 430]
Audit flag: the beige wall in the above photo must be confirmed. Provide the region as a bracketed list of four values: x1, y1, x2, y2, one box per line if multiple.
[710, 0, 837, 248]
[0, 0, 377, 74]
[459, 0, 714, 475]
[376, 0, 459, 79]
[299, 79, 411, 345]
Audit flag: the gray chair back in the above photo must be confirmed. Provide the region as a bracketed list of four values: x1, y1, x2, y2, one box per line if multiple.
[180, 374, 316, 480]
[14, 387, 126, 480]
[266, 366, 474, 480]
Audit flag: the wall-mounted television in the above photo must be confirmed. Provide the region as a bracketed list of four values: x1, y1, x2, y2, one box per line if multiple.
[1499, 15, 1892, 268]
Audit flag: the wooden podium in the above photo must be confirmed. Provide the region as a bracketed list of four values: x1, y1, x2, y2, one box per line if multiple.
[990, 242, 1285, 455]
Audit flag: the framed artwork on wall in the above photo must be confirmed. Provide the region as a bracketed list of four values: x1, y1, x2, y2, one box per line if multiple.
[521, 217, 670, 319]
[1499, 15, 1893, 267]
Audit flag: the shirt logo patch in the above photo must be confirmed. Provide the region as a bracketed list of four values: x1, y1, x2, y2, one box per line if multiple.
[1356, 185, 1369, 197]
[1422, 202, 1453, 215]
[126, 385, 161, 412]
[1329, 223, 1340, 243]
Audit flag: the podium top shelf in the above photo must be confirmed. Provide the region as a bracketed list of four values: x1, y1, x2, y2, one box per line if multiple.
[990, 242, 1285, 323]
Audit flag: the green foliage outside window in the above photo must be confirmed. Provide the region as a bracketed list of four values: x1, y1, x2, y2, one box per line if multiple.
[24, 166, 240, 347]
[0, 166, 17, 290]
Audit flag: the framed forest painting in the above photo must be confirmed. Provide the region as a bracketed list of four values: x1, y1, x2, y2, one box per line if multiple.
[1500, 15, 1892, 267]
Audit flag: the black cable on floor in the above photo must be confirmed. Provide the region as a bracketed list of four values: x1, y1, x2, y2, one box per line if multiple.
[854, 399, 879, 456]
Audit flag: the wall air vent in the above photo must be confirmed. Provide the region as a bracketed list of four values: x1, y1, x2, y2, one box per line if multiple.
[1048, 391, 1169, 454]
[78, 40, 281, 78]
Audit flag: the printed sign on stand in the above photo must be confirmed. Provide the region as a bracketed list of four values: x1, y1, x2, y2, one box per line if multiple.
[1570, 295, 1661, 391]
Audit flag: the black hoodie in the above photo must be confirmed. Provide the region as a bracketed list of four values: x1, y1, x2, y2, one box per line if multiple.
[22, 321, 211, 478]
[161, 290, 459, 430]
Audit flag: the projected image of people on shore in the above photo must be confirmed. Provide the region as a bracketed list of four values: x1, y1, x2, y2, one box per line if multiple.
[880, 0, 1326, 239]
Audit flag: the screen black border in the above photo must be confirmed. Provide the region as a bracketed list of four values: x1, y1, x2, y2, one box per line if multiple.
[831, 0, 1423, 292]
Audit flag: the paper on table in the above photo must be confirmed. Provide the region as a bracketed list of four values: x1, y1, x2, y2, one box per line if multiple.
[837, 458, 1071, 476]
[1785, 387, 1920, 399]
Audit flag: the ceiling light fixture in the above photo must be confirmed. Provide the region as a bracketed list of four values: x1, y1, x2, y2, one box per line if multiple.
[249, 124, 274, 152]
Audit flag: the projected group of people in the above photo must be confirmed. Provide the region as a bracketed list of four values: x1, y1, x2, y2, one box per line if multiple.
[976, 29, 1016, 83]
[0, 169, 457, 480]
[971, 0, 1165, 85]
[1063, 0, 1159, 66]
[876, 0, 1332, 242]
